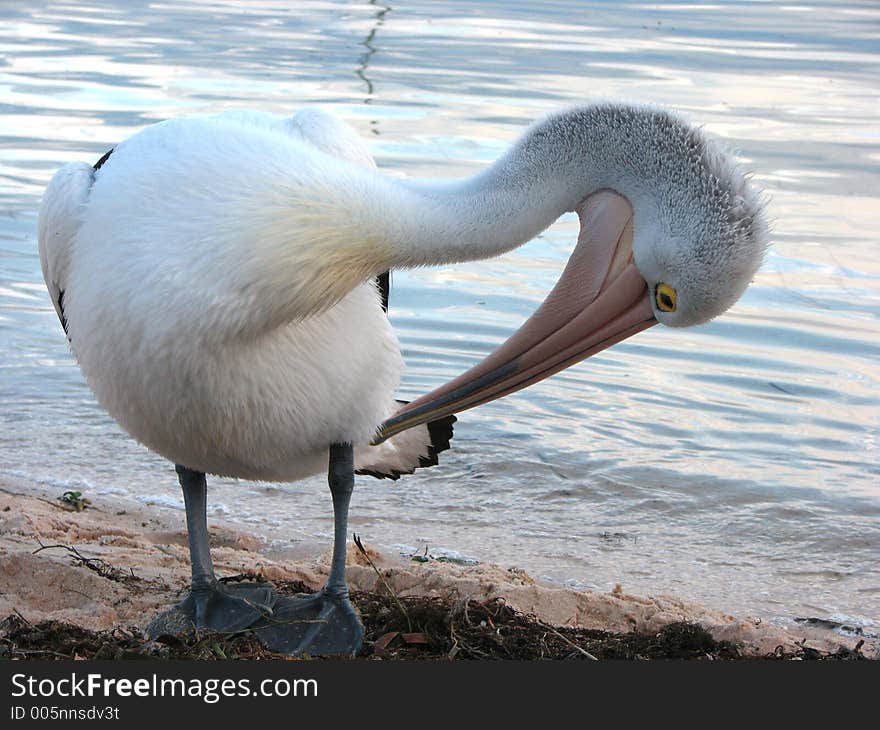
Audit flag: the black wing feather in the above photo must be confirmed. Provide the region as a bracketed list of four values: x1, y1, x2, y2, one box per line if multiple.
[377, 270, 390, 313]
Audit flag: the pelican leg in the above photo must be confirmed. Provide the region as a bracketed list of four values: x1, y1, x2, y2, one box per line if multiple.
[254, 443, 364, 657]
[145, 466, 275, 638]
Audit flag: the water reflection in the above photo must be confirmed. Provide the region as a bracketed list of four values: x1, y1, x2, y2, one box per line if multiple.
[355, 0, 391, 137]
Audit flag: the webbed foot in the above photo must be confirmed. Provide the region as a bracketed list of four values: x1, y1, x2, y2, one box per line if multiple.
[145, 581, 276, 638]
[253, 589, 363, 657]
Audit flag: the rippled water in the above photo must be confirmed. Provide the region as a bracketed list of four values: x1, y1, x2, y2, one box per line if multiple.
[1, 0, 878, 629]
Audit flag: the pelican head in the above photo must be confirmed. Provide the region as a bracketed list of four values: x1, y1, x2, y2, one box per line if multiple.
[377, 104, 769, 441]
[618, 114, 769, 329]
[531, 104, 769, 327]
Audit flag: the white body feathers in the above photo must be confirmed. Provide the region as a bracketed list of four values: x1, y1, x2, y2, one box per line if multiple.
[40, 110, 439, 480]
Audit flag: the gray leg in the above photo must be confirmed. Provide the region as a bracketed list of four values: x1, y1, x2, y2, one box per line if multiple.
[254, 443, 364, 656]
[326, 442, 355, 596]
[145, 466, 276, 638]
[179, 465, 216, 590]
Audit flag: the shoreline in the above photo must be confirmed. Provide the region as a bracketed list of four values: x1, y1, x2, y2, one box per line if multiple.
[1, 475, 876, 659]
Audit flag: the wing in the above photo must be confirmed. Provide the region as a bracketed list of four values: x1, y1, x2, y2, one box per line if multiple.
[287, 109, 392, 311]
[282, 112, 456, 475]
[286, 108, 377, 170]
[38, 161, 98, 336]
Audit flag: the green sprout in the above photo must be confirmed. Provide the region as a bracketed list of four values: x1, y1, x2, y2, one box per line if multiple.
[58, 490, 90, 512]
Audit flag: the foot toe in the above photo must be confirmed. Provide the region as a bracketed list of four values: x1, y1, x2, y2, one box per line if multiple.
[254, 591, 363, 657]
[145, 582, 278, 638]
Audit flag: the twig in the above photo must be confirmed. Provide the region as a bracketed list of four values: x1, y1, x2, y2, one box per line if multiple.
[61, 587, 93, 600]
[153, 544, 179, 558]
[32, 540, 129, 582]
[12, 608, 32, 626]
[541, 623, 598, 661]
[7, 644, 75, 660]
[353, 534, 412, 633]
[34, 496, 69, 511]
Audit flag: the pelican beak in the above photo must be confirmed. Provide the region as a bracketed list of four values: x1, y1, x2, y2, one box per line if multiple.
[373, 189, 657, 444]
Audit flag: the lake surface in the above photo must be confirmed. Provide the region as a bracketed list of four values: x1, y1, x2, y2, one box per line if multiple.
[1, 0, 878, 630]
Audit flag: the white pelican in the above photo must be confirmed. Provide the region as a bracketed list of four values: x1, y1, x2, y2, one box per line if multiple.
[38, 103, 767, 655]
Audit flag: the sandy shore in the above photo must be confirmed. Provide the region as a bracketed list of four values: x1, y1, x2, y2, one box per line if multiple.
[1, 476, 874, 659]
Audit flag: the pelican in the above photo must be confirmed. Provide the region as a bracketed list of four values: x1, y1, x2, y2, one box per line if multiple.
[38, 103, 767, 656]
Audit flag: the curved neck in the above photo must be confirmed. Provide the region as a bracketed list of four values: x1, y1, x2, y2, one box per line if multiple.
[234, 108, 658, 331]
[373, 128, 588, 270]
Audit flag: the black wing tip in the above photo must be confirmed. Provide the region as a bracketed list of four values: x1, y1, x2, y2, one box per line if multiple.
[93, 148, 114, 170]
[413, 412, 457, 471]
[426, 413, 457, 457]
[56, 288, 69, 336]
[355, 467, 405, 481]
[356, 412, 457, 481]
[377, 270, 391, 313]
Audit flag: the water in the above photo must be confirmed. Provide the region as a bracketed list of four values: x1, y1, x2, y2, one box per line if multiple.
[1, 0, 878, 629]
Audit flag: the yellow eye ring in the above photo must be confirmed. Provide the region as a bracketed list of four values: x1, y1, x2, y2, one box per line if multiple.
[655, 283, 677, 312]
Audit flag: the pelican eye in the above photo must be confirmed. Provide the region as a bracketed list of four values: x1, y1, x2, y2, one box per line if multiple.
[655, 283, 677, 312]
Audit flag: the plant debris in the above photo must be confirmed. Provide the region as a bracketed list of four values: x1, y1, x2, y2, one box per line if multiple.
[32, 540, 136, 583]
[794, 617, 875, 638]
[58, 490, 90, 512]
[408, 544, 479, 566]
[1, 584, 869, 661]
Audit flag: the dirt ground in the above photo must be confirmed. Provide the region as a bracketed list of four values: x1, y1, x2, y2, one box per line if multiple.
[1, 582, 869, 660]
